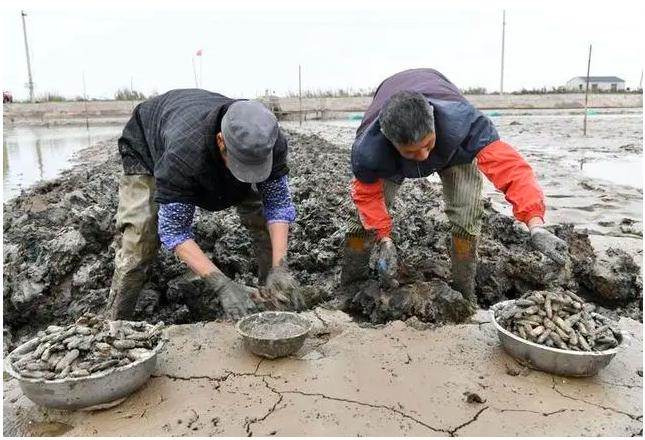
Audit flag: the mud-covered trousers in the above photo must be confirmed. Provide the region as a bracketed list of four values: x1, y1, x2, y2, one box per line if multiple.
[105, 175, 271, 320]
[344, 161, 483, 297]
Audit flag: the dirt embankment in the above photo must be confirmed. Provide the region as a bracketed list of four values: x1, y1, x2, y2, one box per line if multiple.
[4, 93, 642, 127]
[3, 131, 642, 353]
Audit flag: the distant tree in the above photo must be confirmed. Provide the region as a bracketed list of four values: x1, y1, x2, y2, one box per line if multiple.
[114, 87, 146, 100]
[461, 87, 488, 95]
[284, 87, 375, 98]
[37, 91, 66, 102]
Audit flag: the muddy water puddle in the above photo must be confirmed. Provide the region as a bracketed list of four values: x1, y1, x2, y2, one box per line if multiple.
[23, 421, 74, 437]
[248, 322, 305, 339]
[3, 125, 123, 201]
[582, 157, 643, 188]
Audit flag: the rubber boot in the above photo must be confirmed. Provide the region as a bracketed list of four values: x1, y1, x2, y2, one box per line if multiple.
[340, 232, 374, 285]
[105, 175, 159, 320]
[450, 233, 478, 306]
[237, 197, 273, 285]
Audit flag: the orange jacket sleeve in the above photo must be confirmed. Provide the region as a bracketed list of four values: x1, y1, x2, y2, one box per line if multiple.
[476, 140, 545, 224]
[351, 178, 392, 239]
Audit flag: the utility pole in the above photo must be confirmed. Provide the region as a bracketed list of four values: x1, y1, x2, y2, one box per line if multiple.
[583, 44, 592, 136]
[298, 65, 303, 126]
[500, 10, 506, 95]
[21, 10, 35, 103]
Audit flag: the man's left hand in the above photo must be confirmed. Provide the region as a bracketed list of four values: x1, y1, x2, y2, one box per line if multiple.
[530, 226, 569, 265]
[262, 259, 306, 310]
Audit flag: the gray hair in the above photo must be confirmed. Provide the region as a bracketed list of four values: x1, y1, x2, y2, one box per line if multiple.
[379, 91, 435, 147]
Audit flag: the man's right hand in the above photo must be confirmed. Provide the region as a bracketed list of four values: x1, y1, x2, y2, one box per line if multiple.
[377, 237, 399, 288]
[202, 272, 258, 320]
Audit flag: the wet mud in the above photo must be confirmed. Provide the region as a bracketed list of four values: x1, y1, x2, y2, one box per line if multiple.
[3, 130, 642, 353]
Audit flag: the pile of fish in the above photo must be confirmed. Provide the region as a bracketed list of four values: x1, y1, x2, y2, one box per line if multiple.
[9, 314, 163, 380]
[495, 289, 621, 351]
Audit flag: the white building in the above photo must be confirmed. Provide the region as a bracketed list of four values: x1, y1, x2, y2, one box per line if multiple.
[565, 76, 626, 92]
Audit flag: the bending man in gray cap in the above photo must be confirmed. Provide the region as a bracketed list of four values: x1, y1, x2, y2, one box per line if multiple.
[106, 89, 299, 320]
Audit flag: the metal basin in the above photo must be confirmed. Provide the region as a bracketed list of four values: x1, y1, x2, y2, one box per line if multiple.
[4, 331, 166, 410]
[490, 300, 631, 377]
[236, 311, 312, 359]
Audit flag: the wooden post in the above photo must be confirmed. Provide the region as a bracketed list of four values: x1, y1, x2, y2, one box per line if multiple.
[500, 10, 506, 95]
[583, 44, 592, 136]
[298, 65, 303, 126]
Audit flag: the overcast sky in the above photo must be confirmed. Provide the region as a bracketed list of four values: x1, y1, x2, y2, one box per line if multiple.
[2, 1, 644, 100]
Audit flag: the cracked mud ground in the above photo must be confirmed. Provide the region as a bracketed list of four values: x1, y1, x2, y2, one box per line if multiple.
[3, 308, 642, 436]
[3, 119, 643, 435]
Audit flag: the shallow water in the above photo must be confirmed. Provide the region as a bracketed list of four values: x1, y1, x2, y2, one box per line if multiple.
[3, 125, 123, 201]
[582, 157, 643, 188]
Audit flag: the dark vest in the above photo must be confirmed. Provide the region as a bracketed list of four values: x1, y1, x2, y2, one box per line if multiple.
[352, 69, 498, 183]
[118, 89, 288, 211]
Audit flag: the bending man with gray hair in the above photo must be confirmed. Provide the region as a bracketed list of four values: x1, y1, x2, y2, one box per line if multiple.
[107, 89, 301, 321]
[342, 68, 568, 304]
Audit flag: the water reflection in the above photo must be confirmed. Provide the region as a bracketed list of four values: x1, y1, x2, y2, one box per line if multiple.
[3, 125, 123, 201]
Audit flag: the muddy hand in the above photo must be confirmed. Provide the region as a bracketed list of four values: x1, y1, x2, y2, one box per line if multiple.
[202, 272, 258, 320]
[264, 259, 306, 310]
[377, 237, 399, 288]
[529, 226, 569, 266]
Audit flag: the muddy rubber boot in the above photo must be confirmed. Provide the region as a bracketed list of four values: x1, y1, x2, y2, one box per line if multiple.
[450, 233, 478, 306]
[340, 232, 374, 285]
[245, 225, 272, 285]
[105, 175, 159, 320]
[106, 278, 145, 321]
[237, 196, 273, 285]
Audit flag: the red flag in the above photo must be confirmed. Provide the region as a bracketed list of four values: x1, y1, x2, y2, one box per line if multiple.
[195, 49, 203, 56]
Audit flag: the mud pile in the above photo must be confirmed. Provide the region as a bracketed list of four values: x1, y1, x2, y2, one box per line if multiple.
[3, 131, 642, 352]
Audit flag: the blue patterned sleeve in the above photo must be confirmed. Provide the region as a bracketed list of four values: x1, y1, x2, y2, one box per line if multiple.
[158, 203, 196, 250]
[257, 175, 296, 224]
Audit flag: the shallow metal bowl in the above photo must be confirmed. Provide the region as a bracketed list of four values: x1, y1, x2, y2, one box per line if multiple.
[4, 327, 166, 410]
[236, 311, 312, 359]
[490, 300, 631, 377]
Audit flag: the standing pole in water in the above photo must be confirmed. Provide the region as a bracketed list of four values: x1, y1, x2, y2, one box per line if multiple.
[83, 71, 89, 130]
[21, 10, 35, 103]
[298, 65, 303, 126]
[500, 10, 506, 95]
[583, 44, 592, 136]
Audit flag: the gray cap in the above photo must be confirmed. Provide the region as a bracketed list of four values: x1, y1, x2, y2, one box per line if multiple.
[221, 101, 279, 183]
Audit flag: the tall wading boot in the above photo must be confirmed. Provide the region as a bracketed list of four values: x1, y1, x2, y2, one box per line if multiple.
[340, 232, 374, 285]
[237, 196, 273, 285]
[341, 178, 400, 286]
[450, 233, 478, 306]
[105, 175, 159, 320]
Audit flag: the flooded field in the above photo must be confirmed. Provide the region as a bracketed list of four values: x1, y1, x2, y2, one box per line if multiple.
[2, 125, 123, 201]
